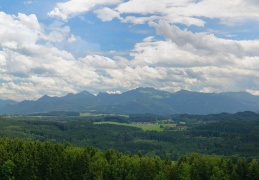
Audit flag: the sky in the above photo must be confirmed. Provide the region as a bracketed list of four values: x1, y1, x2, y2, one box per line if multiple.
[1, 0, 259, 101]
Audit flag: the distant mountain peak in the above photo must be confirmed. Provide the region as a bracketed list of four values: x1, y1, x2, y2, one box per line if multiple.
[63, 91, 95, 100]
[38, 95, 51, 101]
[125, 87, 171, 99]
[135, 87, 156, 91]
[78, 90, 94, 95]
[176, 89, 191, 94]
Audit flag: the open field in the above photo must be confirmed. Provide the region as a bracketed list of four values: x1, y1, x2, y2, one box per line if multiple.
[80, 113, 129, 118]
[94, 121, 176, 131]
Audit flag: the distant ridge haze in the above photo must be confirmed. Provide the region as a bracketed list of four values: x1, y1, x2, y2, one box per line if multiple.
[1, 87, 259, 115]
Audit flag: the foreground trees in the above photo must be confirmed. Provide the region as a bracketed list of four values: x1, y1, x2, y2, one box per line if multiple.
[0, 138, 258, 179]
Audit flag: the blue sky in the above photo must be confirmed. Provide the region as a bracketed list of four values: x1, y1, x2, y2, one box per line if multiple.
[1, 0, 259, 101]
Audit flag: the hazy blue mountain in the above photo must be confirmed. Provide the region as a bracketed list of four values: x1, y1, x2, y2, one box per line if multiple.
[94, 87, 175, 114]
[1, 87, 259, 115]
[162, 90, 259, 114]
[0, 99, 17, 109]
[0, 91, 97, 114]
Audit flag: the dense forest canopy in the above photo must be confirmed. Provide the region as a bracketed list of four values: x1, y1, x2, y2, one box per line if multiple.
[0, 137, 259, 180]
[0, 111, 259, 179]
[0, 111, 259, 160]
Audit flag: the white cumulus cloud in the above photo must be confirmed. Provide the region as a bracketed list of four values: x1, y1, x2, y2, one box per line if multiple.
[94, 7, 121, 22]
[48, 0, 123, 21]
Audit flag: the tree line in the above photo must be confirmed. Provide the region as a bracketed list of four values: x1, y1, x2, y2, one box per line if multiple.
[0, 137, 259, 180]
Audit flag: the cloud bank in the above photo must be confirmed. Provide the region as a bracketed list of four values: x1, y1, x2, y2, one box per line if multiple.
[1, 0, 259, 100]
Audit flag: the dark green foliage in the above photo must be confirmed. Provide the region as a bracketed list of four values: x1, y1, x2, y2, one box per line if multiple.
[30, 111, 80, 116]
[1, 160, 15, 180]
[247, 159, 259, 180]
[0, 138, 258, 179]
[1, 112, 259, 160]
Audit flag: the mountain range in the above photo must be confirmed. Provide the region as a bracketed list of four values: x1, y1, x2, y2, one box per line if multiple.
[1, 87, 259, 115]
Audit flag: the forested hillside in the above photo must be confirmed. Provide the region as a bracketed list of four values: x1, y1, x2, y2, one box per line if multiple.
[0, 138, 258, 180]
[0, 112, 259, 160]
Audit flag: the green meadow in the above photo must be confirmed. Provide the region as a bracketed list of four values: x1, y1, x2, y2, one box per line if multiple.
[80, 113, 129, 118]
[94, 121, 176, 132]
